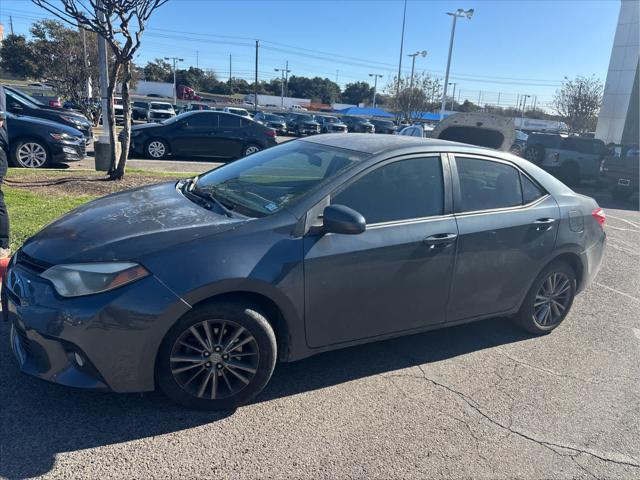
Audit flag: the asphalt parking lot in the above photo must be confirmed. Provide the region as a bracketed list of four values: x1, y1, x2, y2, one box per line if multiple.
[0, 186, 638, 479]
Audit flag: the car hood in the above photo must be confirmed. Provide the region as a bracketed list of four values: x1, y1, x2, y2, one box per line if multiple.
[22, 182, 245, 265]
[149, 109, 174, 114]
[8, 114, 84, 136]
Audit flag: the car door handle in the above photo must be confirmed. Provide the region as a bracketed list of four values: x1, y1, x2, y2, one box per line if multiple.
[533, 218, 556, 231]
[423, 233, 458, 247]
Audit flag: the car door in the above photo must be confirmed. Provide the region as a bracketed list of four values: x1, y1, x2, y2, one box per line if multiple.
[210, 114, 247, 157]
[447, 154, 560, 321]
[303, 154, 458, 348]
[170, 112, 217, 156]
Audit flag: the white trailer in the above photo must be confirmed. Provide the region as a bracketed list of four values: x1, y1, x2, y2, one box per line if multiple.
[244, 94, 310, 109]
[133, 81, 174, 98]
[514, 117, 568, 132]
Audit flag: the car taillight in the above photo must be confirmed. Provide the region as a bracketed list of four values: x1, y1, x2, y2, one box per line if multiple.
[265, 129, 276, 138]
[592, 208, 606, 227]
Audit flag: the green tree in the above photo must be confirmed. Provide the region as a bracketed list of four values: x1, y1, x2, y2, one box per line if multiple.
[0, 34, 39, 79]
[143, 58, 172, 82]
[384, 72, 442, 121]
[342, 81, 373, 106]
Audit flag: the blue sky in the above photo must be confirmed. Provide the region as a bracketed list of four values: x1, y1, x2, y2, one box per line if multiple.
[1, 0, 620, 109]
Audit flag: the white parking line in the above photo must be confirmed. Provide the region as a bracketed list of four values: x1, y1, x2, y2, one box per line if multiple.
[594, 282, 640, 303]
[608, 215, 640, 229]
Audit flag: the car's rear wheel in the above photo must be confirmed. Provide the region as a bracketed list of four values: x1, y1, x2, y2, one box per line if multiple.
[524, 145, 544, 164]
[10, 138, 50, 168]
[243, 144, 261, 157]
[145, 139, 169, 159]
[513, 261, 576, 335]
[157, 301, 277, 410]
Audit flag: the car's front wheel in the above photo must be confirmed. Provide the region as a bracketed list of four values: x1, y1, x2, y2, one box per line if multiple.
[10, 138, 50, 168]
[157, 301, 277, 410]
[513, 260, 576, 334]
[145, 139, 169, 159]
[243, 144, 262, 157]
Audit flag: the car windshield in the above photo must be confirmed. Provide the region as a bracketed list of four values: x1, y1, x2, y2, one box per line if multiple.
[266, 114, 282, 121]
[297, 115, 313, 121]
[151, 103, 172, 110]
[8, 89, 42, 107]
[191, 140, 368, 217]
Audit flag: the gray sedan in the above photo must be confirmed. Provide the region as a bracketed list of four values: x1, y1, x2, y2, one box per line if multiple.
[4, 134, 606, 410]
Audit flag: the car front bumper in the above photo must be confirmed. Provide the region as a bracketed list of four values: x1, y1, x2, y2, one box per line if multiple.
[51, 140, 86, 163]
[3, 254, 190, 393]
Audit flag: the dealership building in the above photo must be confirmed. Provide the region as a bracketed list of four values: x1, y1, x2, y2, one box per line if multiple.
[595, 0, 639, 146]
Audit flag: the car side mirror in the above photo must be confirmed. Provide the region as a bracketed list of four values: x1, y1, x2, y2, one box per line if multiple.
[322, 205, 366, 235]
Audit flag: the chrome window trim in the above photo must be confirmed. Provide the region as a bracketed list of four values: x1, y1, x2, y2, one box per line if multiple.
[367, 213, 455, 229]
[453, 194, 550, 218]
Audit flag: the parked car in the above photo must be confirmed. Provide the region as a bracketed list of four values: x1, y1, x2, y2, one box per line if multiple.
[341, 116, 375, 133]
[184, 102, 212, 112]
[147, 102, 176, 123]
[4, 86, 93, 143]
[285, 113, 320, 136]
[31, 94, 62, 108]
[524, 133, 607, 184]
[132, 101, 150, 120]
[223, 107, 251, 118]
[398, 124, 426, 137]
[291, 104, 308, 111]
[5, 112, 86, 168]
[510, 130, 529, 156]
[368, 118, 396, 135]
[316, 115, 348, 133]
[5, 134, 606, 410]
[126, 110, 277, 159]
[600, 145, 639, 201]
[113, 97, 124, 125]
[253, 112, 287, 135]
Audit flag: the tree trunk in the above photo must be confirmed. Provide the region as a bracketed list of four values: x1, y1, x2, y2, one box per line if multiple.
[106, 61, 120, 175]
[112, 60, 132, 180]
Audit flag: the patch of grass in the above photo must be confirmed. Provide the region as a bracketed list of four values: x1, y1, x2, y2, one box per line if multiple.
[7, 168, 200, 179]
[5, 187, 97, 252]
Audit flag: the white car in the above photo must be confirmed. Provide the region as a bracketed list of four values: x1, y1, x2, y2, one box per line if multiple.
[223, 107, 251, 118]
[147, 102, 176, 123]
[291, 104, 308, 112]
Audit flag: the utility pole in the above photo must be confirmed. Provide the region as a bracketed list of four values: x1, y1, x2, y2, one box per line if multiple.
[497, 92, 501, 107]
[521, 94, 531, 128]
[284, 60, 290, 99]
[254, 40, 259, 113]
[532, 95, 537, 111]
[96, 0, 110, 146]
[396, 0, 408, 102]
[9, 16, 14, 35]
[408, 50, 427, 89]
[275, 65, 291, 109]
[336, 70, 339, 85]
[441, 8, 474, 119]
[369, 73, 383, 108]
[196, 50, 199, 69]
[229, 54, 232, 83]
[448, 82, 457, 111]
[164, 57, 184, 105]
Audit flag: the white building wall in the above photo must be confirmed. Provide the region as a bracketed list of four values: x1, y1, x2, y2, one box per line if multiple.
[595, 0, 640, 144]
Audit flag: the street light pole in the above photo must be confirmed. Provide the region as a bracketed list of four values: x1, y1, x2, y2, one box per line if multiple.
[396, 0, 408, 101]
[369, 73, 383, 108]
[275, 66, 291, 109]
[448, 82, 457, 111]
[520, 94, 531, 129]
[164, 57, 184, 105]
[407, 50, 427, 90]
[440, 8, 474, 119]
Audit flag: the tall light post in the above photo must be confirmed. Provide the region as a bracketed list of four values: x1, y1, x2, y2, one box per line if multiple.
[408, 50, 427, 89]
[396, 0, 408, 101]
[448, 82, 457, 111]
[164, 56, 184, 105]
[369, 73, 383, 108]
[275, 66, 291, 109]
[440, 8, 474, 119]
[520, 94, 531, 129]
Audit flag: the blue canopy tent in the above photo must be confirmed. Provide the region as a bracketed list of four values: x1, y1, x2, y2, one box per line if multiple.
[336, 107, 394, 118]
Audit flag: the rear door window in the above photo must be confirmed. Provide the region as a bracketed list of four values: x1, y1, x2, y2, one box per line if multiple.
[521, 174, 545, 204]
[455, 157, 523, 212]
[219, 114, 242, 128]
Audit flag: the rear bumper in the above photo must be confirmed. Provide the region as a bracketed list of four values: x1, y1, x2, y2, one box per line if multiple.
[578, 230, 607, 294]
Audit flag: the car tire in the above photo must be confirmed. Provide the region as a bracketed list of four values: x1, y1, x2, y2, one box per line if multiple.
[10, 138, 50, 168]
[242, 144, 262, 157]
[558, 162, 580, 185]
[157, 301, 277, 410]
[145, 138, 169, 159]
[524, 144, 544, 164]
[513, 260, 576, 335]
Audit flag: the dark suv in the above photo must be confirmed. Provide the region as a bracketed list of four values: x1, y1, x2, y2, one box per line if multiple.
[4, 86, 93, 143]
[524, 133, 606, 184]
[600, 145, 639, 201]
[342, 116, 375, 133]
[285, 113, 320, 136]
[369, 118, 397, 134]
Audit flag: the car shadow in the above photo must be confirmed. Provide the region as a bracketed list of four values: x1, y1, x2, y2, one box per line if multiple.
[0, 317, 532, 479]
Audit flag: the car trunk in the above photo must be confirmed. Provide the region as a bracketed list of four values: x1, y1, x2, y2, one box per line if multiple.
[429, 113, 515, 151]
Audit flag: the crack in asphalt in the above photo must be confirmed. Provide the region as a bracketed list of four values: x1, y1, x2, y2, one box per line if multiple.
[497, 350, 603, 385]
[385, 365, 640, 471]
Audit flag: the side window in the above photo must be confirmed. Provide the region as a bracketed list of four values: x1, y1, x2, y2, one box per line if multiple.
[184, 113, 214, 128]
[521, 173, 545, 204]
[219, 114, 242, 128]
[6, 96, 23, 110]
[332, 157, 444, 224]
[456, 157, 522, 212]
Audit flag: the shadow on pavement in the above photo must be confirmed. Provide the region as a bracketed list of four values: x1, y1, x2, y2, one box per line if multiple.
[0, 317, 532, 479]
[574, 184, 639, 212]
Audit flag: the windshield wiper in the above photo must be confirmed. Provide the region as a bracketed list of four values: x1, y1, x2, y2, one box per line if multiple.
[182, 179, 234, 217]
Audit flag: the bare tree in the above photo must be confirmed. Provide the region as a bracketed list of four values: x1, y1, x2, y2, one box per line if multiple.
[32, 0, 168, 179]
[385, 73, 442, 122]
[552, 75, 603, 134]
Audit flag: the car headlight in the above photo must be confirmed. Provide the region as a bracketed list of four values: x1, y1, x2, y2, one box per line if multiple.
[41, 262, 149, 298]
[50, 132, 76, 141]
